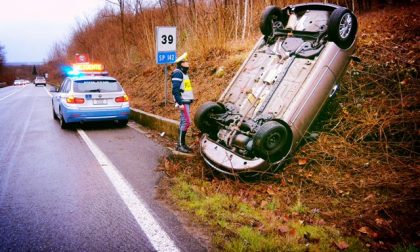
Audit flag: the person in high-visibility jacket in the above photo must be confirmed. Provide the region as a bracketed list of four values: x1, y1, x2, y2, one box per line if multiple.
[171, 52, 194, 153]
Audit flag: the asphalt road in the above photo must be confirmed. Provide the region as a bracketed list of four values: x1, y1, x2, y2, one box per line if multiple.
[0, 84, 205, 251]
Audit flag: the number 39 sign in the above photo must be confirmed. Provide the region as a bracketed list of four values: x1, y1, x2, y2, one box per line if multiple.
[156, 26, 177, 65]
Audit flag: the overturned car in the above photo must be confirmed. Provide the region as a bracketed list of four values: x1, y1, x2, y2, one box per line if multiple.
[194, 3, 358, 175]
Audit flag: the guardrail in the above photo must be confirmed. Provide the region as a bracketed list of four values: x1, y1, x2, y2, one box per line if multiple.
[130, 108, 180, 139]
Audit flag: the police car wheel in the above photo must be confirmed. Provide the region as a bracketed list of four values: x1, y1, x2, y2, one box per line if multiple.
[117, 120, 128, 127]
[59, 109, 68, 129]
[52, 107, 58, 120]
[252, 121, 291, 163]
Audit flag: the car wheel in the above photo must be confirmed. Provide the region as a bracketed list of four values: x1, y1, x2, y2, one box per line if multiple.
[327, 7, 358, 49]
[252, 121, 292, 162]
[52, 106, 58, 120]
[59, 109, 68, 129]
[117, 119, 128, 127]
[194, 101, 225, 137]
[260, 6, 285, 37]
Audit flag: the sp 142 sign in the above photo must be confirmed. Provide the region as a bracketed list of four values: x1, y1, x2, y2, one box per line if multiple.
[156, 26, 176, 65]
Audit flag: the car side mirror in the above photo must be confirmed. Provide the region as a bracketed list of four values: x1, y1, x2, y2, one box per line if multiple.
[49, 87, 58, 92]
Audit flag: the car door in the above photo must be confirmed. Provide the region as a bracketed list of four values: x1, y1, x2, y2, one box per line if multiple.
[53, 79, 70, 114]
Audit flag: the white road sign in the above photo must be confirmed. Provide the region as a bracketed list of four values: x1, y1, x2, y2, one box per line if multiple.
[156, 26, 176, 64]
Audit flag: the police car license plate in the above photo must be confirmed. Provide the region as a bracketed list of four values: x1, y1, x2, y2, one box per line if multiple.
[93, 99, 107, 105]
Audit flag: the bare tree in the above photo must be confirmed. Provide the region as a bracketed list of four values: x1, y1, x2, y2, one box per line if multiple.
[188, 0, 196, 22]
[234, 0, 240, 40]
[0, 44, 5, 74]
[106, 0, 127, 53]
[133, 0, 143, 15]
[242, 0, 248, 40]
[158, 0, 177, 24]
[188, 0, 195, 9]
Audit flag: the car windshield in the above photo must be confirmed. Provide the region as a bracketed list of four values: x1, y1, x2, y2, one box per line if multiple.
[73, 79, 123, 93]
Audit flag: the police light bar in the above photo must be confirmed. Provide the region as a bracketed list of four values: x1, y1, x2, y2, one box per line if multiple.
[62, 63, 109, 77]
[72, 63, 104, 72]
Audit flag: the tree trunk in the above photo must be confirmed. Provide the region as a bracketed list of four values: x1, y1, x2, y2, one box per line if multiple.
[234, 0, 239, 40]
[242, 0, 248, 40]
[134, 0, 143, 15]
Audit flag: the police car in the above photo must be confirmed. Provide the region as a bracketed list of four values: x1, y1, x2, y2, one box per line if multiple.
[51, 63, 130, 129]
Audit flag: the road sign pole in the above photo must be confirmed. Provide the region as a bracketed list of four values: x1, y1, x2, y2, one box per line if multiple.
[156, 26, 177, 106]
[164, 64, 168, 106]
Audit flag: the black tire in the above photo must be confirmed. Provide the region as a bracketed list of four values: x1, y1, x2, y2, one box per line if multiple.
[327, 7, 358, 49]
[260, 6, 285, 36]
[194, 101, 225, 136]
[117, 119, 128, 127]
[52, 106, 58, 120]
[59, 109, 68, 129]
[252, 121, 292, 162]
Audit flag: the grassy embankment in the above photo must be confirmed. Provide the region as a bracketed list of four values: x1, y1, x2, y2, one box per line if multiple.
[159, 6, 419, 251]
[46, 1, 419, 250]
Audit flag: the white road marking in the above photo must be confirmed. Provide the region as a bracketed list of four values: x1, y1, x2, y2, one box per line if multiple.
[77, 129, 179, 252]
[0, 85, 27, 102]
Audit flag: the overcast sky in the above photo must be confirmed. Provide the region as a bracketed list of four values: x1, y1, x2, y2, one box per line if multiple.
[0, 0, 107, 63]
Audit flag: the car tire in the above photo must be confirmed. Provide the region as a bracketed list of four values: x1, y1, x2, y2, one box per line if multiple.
[327, 7, 358, 49]
[194, 101, 225, 137]
[117, 119, 128, 127]
[52, 106, 58, 120]
[59, 109, 68, 129]
[252, 121, 292, 162]
[260, 5, 285, 37]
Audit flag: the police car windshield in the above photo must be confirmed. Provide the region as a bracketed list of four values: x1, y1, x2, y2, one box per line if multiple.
[74, 80, 122, 93]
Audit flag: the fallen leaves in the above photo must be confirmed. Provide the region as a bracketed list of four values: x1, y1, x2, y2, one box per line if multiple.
[334, 240, 350, 250]
[280, 177, 287, 187]
[375, 217, 389, 227]
[266, 187, 276, 195]
[260, 200, 268, 208]
[363, 194, 375, 201]
[289, 228, 297, 237]
[358, 226, 379, 238]
[298, 158, 308, 166]
[164, 158, 170, 169]
[358, 226, 370, 234]
[278, 225, 289, 235]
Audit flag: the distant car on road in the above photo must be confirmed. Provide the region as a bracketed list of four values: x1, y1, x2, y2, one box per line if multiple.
[50, 75, 130, 129]
[14, 79, 30, 85]
[14, 79, 24, 85]
[194, 3, 358, 175]
[34, 76, 47, 86]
